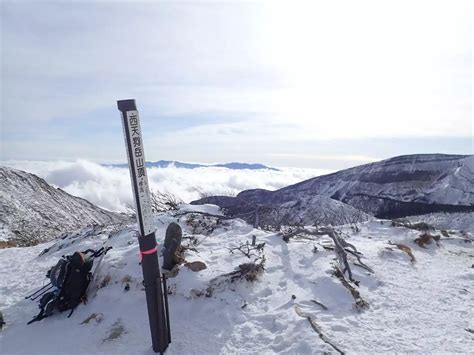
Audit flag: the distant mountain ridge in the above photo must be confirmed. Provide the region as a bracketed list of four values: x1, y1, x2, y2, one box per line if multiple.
[0, 167, 130, 246]
[107, 160, 279, 171]
[193, 154, 474, 223]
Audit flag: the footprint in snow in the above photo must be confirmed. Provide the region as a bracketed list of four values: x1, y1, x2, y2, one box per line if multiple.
[103, 319, 127, 343]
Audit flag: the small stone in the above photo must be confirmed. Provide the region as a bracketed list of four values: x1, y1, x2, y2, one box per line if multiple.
[163, 264, 180, 278]
[291, 295, 296, 300]
[124, 283, 130, 292]
[184, 261, 207, 272]
[190, 289, 204, 298]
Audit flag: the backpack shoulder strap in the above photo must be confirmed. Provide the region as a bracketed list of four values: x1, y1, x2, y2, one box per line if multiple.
[27, 292, 57, 325]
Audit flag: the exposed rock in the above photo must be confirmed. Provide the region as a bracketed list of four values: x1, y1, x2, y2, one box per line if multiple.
[163, 264, 180, 278]
[184, 261, 207, 272]
[189, 289, 204, 298]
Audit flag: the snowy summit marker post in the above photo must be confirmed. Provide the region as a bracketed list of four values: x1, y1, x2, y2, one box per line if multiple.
[118, 99, 170, 354]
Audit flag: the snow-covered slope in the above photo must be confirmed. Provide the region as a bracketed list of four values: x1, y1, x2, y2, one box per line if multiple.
[419, 155, 474, 205]
[193, 194, 370, 227]
[265, 195, 371, 227]
[1, 204, 473, 354]
[224, 154, 474, 218]
[0, 167, 129, 246]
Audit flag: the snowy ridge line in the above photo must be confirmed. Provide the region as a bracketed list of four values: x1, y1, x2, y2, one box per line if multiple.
[194, 154, 474, 221]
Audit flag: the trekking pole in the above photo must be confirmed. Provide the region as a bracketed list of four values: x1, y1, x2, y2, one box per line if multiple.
[162, 274, 171, 343]
[25, 282, 53, 300]
[29, 284, 55, 301]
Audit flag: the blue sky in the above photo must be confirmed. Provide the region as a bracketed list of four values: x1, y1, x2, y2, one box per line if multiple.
[1, 0, 472, 169]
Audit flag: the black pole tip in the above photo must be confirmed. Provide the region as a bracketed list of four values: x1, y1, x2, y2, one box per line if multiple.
[117, 99, 137, 112]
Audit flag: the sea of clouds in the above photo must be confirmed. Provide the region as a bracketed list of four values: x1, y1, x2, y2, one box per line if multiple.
[1, 160, 330, 213]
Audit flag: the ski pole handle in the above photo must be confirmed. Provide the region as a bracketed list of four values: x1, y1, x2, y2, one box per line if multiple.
[25, 282, 53, 299]
[29, 285, 55, 301]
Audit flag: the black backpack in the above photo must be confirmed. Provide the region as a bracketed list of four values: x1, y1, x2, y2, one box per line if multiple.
[28, 251, 94, 324]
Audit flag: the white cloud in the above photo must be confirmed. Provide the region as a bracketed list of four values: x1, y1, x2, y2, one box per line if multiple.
[1, 160, 329, 213]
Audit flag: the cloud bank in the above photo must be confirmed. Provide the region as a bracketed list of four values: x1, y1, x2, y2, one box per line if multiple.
[1, 160, 329, 213]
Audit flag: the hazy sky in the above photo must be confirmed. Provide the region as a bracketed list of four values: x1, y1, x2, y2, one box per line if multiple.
[1, 0, 472, 169]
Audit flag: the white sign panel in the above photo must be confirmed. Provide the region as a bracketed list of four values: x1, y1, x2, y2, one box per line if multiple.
[122, 110, 155, 236]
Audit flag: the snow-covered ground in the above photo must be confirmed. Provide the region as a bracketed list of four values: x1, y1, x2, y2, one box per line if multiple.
[1, 205, 473, 354]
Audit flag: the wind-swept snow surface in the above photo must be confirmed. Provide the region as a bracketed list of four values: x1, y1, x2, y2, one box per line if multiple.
[1, 205, 473, 354]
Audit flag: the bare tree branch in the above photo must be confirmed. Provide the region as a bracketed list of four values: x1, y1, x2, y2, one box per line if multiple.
[150, 190, 183, 213]
[388, 242, 416, 263]
[228, 240, 265, 259]
[326, 228, 356, 283]
[294, 305, 345, 354]
[310, 299, 329, 310]
[332, 266, 369, 311]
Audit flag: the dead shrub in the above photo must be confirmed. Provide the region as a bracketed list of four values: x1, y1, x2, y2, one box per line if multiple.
[204, 256, 266, 297]
[0, 240, 17, 249]
[99, 275, 111, 289]
[414, 233, 440, 248]
[391, 219, 434, 232]
[387, 242, 416, 263]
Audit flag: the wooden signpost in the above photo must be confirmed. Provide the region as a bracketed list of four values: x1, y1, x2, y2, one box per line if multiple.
[118, 99, 170, 354]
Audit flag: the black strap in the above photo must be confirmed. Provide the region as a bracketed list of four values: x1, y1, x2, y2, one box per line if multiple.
[67, 308, 74, 318]
[82, 248, 98, 255]
[82, 246, 112, 258]
[27, 310, 45, 325]
[95, 246, 112, 258]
